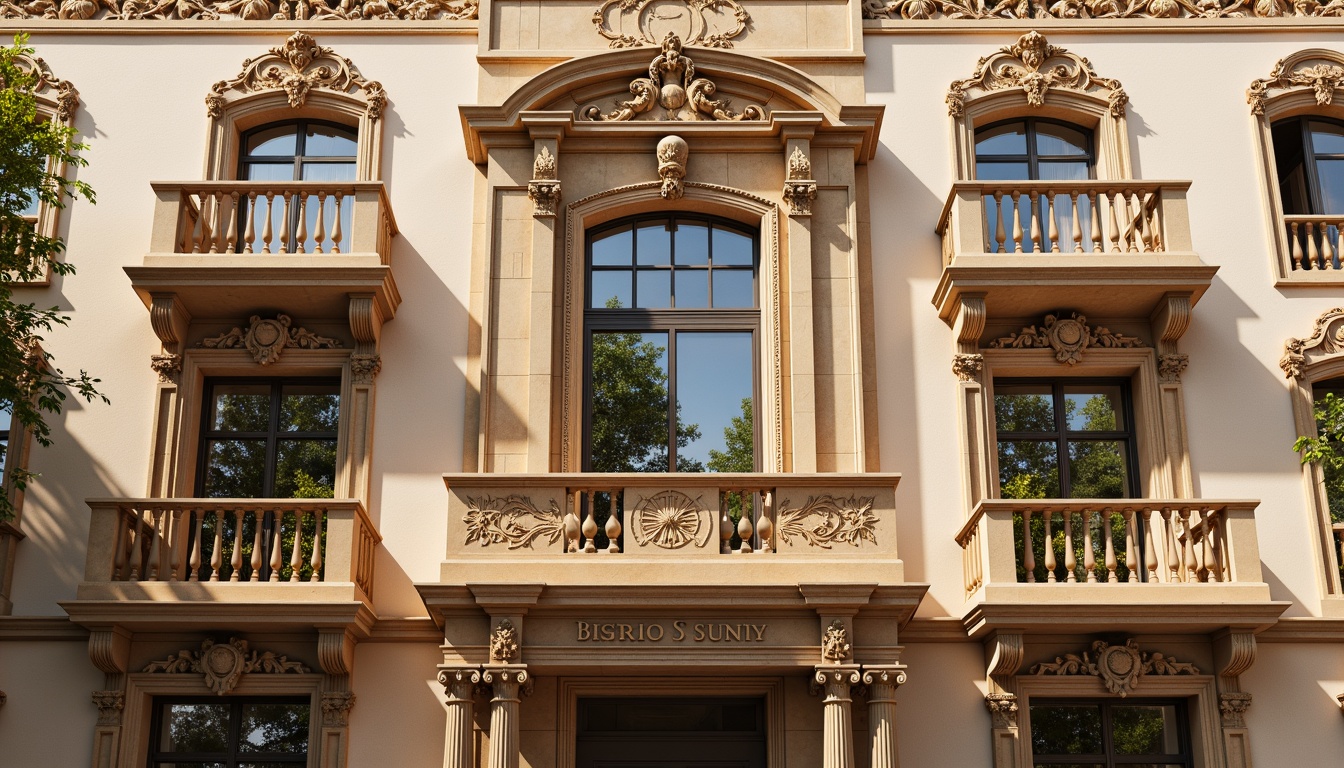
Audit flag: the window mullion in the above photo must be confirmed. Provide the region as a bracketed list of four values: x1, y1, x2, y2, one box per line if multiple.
[668, 330, 678, 472]
[1054, 381, 1070, 498]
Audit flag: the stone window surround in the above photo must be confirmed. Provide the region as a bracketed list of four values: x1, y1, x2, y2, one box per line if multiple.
[14, 52, 79, 286]
[1247, 48, 1344, 286]
[1286, 351, 1344, 614]
[205, 94, 381, 183]
[559, 183, 784, 474]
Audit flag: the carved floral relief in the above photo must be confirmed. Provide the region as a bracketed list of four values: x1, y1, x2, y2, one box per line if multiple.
[490, 619, 520, 662]
[0, 0, 477, 20]
[462, 494, 565, 549]
[207, 32, 386, 119]
[864, 0, 1344, 19]
[198, 314, 342, 365]
[593, 0, 749, 49]
[1249, 50, 1344, 115]
[821, 619, 852, 662]
[1031, 639, 1198, 697]
[988, 312, 1145, 365]
[946, 31, 1126, 118]
[777, 495, 878, 548]
[143, 638, 309, 695]
[581, 32, 764, 122]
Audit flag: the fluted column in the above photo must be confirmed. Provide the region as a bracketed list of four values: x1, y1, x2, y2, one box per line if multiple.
[438, 667, 480, 768]
[483, 666, 529, 768]
[815, 665, 861, 768]
[863, 665, 907, 768]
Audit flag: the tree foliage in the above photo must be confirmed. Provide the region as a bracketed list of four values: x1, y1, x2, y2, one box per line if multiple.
[1294, 390, 1344, 523]
[0, 33, 102, 520]
[707, 397, 754, 473]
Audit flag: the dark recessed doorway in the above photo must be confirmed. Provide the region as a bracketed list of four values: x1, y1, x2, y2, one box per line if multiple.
[575, 697, 767, 768]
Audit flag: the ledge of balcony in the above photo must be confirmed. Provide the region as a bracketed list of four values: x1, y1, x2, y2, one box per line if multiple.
[438, 473, 906, 586]
[934, 180, 1216, 320]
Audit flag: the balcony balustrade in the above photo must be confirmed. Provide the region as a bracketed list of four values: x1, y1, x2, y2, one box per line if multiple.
[442, 473, 903, 585]
[934, 180, 1215, 320]
[1285, 215, 1344, 273]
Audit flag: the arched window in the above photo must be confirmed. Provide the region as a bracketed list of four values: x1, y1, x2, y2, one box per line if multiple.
[975, 119, 1097, 253]
[1271, 116, 1344, 216]
[583, 215, 759, 474]
[236, 120, 357, 254]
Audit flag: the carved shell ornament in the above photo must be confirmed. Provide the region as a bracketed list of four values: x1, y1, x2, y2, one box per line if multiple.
[1031, 639, 1198, 697]
[198, 314, 342, 365]
[988, 311, 1145, 365]
[1249, 50, 1344, 116]
[206, 32, 387, 119]
[143, 638, 309, 695]
[0, 0, 478, 21]
[630, 489, 711, 549]
[946, 31, 1127, 118]
[581, 32, 764, 122]
[593, 0, 750, 49]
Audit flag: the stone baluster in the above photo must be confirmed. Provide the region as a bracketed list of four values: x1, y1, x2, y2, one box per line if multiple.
[189, 509, 204, 581]
[438, 668, 481, 768]
[250, 509, 264, 581]
[737, 491, 754, 554]
[582, 491, 598, 553]
[1135, 191, 1152, 251]
[1046, 191, 1059, 252]
[1308, 222, 1321, 270]
[1043, 509, 1056, 583]
[1070, 191, 1083, 252]
[757, 489, 774, 553]
[1290, 221, 1304, 269]
[1107, 191, 1121, 252]
[1104, 508, 1118, 583]
[112, 508, 128, 581]
[1022, 508, 1035, 583]
[314, 191, 327, 253]
[243, 191, 257, 253]
[229, 508, 244, 582]
[261, 192, 275, 253]
[1162, 508, 1180, 582]
[1143, 508, 1159, 584]
[291, 509, 305, 581]
[815, 666, 861, 768]
[270, 511, 284, 581]
[310, 510, 324, 582]
[295, 194, 309, 254]
[1082, 508, 1096, 583]
[1088, 191, 1102, 251]
[1063, 511, 1076, 583]
[564, 491, 581, 553]
[605, 491, 621, 553]
[196, 192, 213, 253]
[224, 191, 239, 253]
[1010, 191, 1024, 253]
[1122, 508, 1136, 584]
[721, 498, 734, 554]
[331, 193, 344, 253]
[1030, 192, 1043, 252]
[209, 508, 225, 581]
[993, 191, 1006, 252]
[863, 666, 907, 768]
[484, 666, 529, 768]
[168, 508, 187, 581]
[145, 509, 163, 581]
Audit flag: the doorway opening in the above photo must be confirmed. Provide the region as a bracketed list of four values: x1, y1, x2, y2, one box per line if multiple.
[575, 697, 767, 768]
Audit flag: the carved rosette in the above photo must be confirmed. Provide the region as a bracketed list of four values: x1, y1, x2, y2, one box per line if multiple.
[143, 638, 310, 695]
[777, 495, 878, 548]
[320, 691, 356, 727]
[657, 135, 689, 200]
[92, 690, 125, 726]
[630, 489, 711, 549]
[199, 314, 341, 365]
[782, 147, 818, 217]
[207, 32, 387, 118]
[952, 352, 984, 381]
[593, 0, 750, 49]
[1158, 352, 1189, 382]
[1031, 639, 1198, 697]
[463, 495, 565, 549]
[490, 619, 520, 663]
[984, 693, 1019, 728]
[821, 619, 852, 663]
[947, 32, 1126, 118]
[150, 352, 183, 383]
[1281, 306, 1344, 378]
[988, 311, 1145, 365]
[350, 353, 382, 384]
[1219, 692, 1252, 729]
[528, 147, 562, 217]
[1249, 50, 1344, 116]
[581, 33, 764, 122]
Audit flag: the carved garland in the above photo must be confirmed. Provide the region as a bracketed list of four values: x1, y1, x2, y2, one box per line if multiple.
[593, 0, 750, 49]
[947, 31, 1127, 118]
[1249, 49, 1344, 116]
[1281, 306, 1344, 378]
[143, 638, 310, 695]
[206, 32, 387, 119]
[198, 314, 342, 365]
[988, 311, 1145, 365]
[1031, 639, 1198, 697]
[463, 494, 565, 549]
[0, 0, 477, 20]
[581, 32, 764, 122]
[777, 495, 878, 548]
[864, 0, 1344, 19]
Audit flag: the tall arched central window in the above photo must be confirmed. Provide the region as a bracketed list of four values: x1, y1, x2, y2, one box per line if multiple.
[584, 215, 759, 473]
[975, 118, 1097, 253]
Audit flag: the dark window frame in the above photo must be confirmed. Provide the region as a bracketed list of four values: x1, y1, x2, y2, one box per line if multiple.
[974, 117, 1098, 181]
[237, 119, 359, 183]
[1029, 697, 1193, 767]
[195, 377, 341, 499]
[1272, 115, 1344, 216]
[993, 377, 1142, 499]
[582, 214, 762, 473]
[148, 695, 310, 768]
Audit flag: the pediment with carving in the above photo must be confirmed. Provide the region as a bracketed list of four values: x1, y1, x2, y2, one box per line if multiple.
[947, 31, 1127, 117]
[1248, 48, 1344, 116]
[580, 33, 764, 121]
[1281, 306, 1344, 378]
[14, 52, 78, 122]
[206, 31, 386, 119]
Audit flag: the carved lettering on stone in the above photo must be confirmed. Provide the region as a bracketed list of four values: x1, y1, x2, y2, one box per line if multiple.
[581, 33, 764, 122]
[92, 690, 125, 726]
[1031, 639, 1198, 697]
[198, 314, 341, 365]
[821, 619, 852, 662]
[1249, 50, 1344, 116]
[207, 32, 387, 119]
[988, 311, 1144, 365]
[143, 638, 309, 695]
[630, 489, 711, 549]
[593, 0, 750, 49]
[947, 32, 1126, 118]
[777, 495, 878, 548]
[463, 495, 565, 549]
[321, 691, 356, 727]
[490, 619, 520, 663]
[1281, 306, 1344, 378]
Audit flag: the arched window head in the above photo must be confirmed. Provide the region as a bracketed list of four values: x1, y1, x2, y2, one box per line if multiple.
[238, 120, 358, 183]
[974, 118, 1095, 182]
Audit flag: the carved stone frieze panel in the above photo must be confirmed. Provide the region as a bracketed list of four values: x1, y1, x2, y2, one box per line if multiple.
[490, 619, 520, 663]
[947, 31, 1126, 117]
[1030, 639, 1198, 697]
[143, 638, 310, 695]
[987, 311, 1145, 365]
[463, 494, 565, 549]
[629, 489, 712, 549]
[777, 495, 878, 548]
[864, 0, 1344, 19]
[821, 619, 852, 662]
[593, 0, 749, 49]
[198, 314, 342, 365]
[1248, 49, 1344, 116]
[0, 0, 476, 21]
[1281, 306, 1344, 378]
[581, 33, 764, 122]
[206, 32, 387, 119]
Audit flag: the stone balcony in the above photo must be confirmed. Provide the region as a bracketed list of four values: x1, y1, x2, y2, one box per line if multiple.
[438, 473, 906, 585]
[933, 180, 1217, 322]
[955, 499, 1286, 637]
[124, 180, 400, 323]
[61, 498, 379, 636]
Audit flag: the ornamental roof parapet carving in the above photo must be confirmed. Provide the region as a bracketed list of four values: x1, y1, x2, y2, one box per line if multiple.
[864, 0, 1344, 19]
[0, 0, 476, 20]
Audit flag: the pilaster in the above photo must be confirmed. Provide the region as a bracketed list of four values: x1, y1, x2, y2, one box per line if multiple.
[438, 666, 481, 768]
[862, 665, 907, 768]
[984, 693, 1021, 768]
[319, 687, 356, 768]
[91, 688, 125, 768]
[813, 665, 861, 768]
[784, 134, 817, 471]
[483, 665, 530, 768]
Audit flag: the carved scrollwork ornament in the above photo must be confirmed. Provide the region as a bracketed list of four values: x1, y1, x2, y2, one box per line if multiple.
[13, 53, 78, 122]
[821, 619, 852, 663]
[143, 638, 309, 695]
[198, 314, 341, 365]
[777, 495, 878, 548]
[581, 33, 764, 122]
[593, 0, 750, 49]
[988, 311, 1145, 365]
[985, 693, 1019, 728]
[1249, 50, 1344, 116]
[92, 690, 125, 726]
[464, 495, 564, 549]
[150, 353, 183, 383]
[952, 352, 984, 381]
[631, 489, 712, 549]
[657, 135, 689, 200]
[490, 619, 520, 663]
[947, 32, 1126, 118]
[1031, 639, 1198, 697]
[1219, 692, 1252, 729]
[320, 691, 356, 727]
[438, 667, 482, 699]
[1281, 306, 1344, 379]
[863, 0, 1344, 20]
[208, 32, 387, 119]
[3, 0, 476, 20]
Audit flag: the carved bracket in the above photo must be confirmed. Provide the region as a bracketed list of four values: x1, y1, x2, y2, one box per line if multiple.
[988, 311, 1145, 365]
[528, 146, 562, 217]
[198, 314, 341, 365]
[1031, 638, 1198, 697]
[947, 31, 1127, 118]
[593, 0, 750, 49]
[143, 638, 310, 695]
[92, 690, 125, 727]
[581, 33, 764, 122]
[984, 693, 1019, 729]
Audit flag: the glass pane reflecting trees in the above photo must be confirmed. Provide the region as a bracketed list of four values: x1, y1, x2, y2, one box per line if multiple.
[1029, 700, 1189, 767]
[151, 698, 309, 767]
